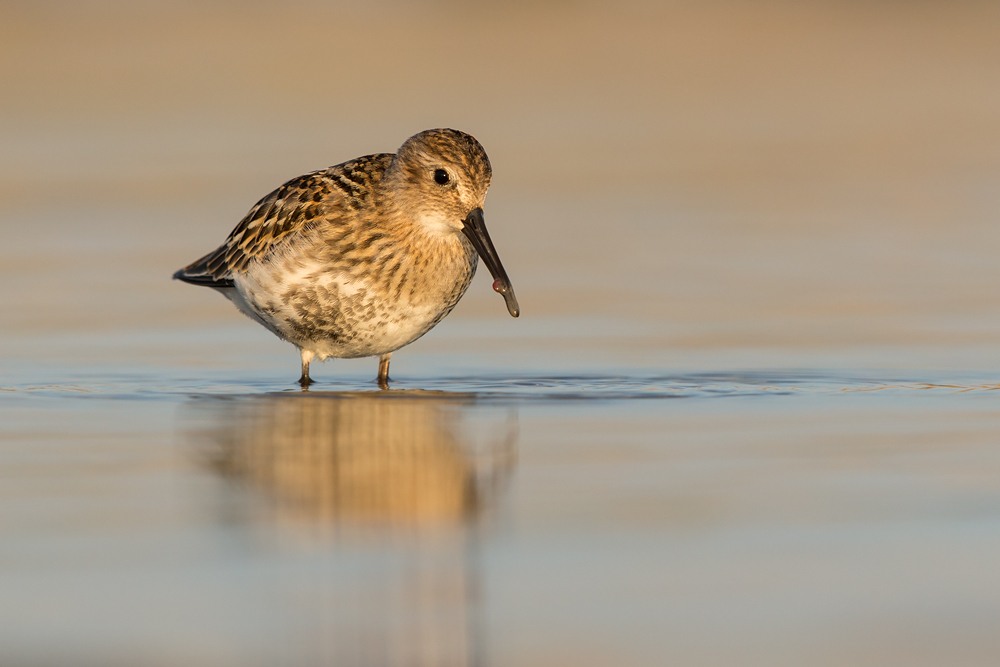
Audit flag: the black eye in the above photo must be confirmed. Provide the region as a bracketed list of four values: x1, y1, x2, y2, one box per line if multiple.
[433, 169, 450, 185]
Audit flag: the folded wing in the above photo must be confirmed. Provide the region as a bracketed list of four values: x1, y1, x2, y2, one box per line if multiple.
[173, 155, 391, 288]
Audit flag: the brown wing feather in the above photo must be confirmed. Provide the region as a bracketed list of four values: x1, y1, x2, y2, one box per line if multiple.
[174, 154, 392, 284]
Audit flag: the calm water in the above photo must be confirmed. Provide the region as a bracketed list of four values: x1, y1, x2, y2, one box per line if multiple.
[4, 370, 1000, 665]
[4, 1, 1000, 665]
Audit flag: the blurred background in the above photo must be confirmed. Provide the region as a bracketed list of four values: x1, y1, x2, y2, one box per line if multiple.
[3, 1, 1000, 665]
[4, 0, 1000, 376]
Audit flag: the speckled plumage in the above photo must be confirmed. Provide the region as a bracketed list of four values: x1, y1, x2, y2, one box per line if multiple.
[174, 128, 519, 387]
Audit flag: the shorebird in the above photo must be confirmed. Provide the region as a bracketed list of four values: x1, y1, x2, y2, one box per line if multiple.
[174, 128, 519, 387]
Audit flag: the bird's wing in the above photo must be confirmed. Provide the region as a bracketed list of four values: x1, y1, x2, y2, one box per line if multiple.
[173, 154, 392, 286]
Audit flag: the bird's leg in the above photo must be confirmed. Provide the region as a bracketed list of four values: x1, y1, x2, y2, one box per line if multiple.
[377, 353, 392, 389]
[298, 349, 315, 388]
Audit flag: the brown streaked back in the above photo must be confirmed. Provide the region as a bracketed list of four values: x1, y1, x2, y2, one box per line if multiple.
[174, 153, 393, 285]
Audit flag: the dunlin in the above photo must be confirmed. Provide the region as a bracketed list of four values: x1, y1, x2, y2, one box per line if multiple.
[174, 128, 519, 387]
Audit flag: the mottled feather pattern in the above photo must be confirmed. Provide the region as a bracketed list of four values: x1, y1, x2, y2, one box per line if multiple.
[181, 154, 393, 281]
[174, 128, 517, 385]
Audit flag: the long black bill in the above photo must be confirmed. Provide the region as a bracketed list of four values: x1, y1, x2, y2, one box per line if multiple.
[461, 207, 519, 317]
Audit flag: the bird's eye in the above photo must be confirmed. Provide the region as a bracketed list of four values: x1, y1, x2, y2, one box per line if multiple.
[433, 169, 450, 185]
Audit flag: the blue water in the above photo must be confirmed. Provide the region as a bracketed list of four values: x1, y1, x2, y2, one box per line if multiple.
[4, 367, 1000, 665]
[6, 362, 1000, 398]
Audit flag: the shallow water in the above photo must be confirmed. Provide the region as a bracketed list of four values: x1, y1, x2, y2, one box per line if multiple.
[4, 372, 1000, 665]
[4, 1, 1000, 665]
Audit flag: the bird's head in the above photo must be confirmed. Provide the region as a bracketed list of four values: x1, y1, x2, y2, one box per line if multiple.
[387, 128, 518, 317]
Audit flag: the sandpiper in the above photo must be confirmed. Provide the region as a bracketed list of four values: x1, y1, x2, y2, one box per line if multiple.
[174, 128, 519, 387]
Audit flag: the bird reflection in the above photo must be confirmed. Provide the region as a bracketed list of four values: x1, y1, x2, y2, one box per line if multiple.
[182, 391, 516, 666]
[187, 391, 517, 526]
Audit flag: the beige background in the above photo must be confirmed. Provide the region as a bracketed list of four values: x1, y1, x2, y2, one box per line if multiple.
[3, 0, 1000, 372]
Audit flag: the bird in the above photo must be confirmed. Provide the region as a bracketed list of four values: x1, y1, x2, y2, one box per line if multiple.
[173, 128, 519, 388]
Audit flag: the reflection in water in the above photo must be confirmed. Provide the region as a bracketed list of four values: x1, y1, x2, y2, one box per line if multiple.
[186, 392, 517, 525]
[181, 392, 518, 666]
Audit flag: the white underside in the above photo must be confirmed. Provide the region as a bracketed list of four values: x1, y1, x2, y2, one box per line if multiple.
[220, 255, 461, 360]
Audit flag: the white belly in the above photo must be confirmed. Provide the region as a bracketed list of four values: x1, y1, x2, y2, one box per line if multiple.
[229, 254, 472, 360]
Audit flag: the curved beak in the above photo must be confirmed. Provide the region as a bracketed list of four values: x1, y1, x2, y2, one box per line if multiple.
[461, 207, 519, 317]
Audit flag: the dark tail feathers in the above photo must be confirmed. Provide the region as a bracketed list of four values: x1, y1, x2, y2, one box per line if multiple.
[172, 250, 234, 288]
[172, 268, 234, 288]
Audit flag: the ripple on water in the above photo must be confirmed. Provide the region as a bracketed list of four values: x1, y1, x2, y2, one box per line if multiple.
[3, 371, 1000, 402]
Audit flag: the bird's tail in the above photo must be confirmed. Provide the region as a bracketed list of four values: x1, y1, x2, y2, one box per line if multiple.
[172, 248, 235, 288]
